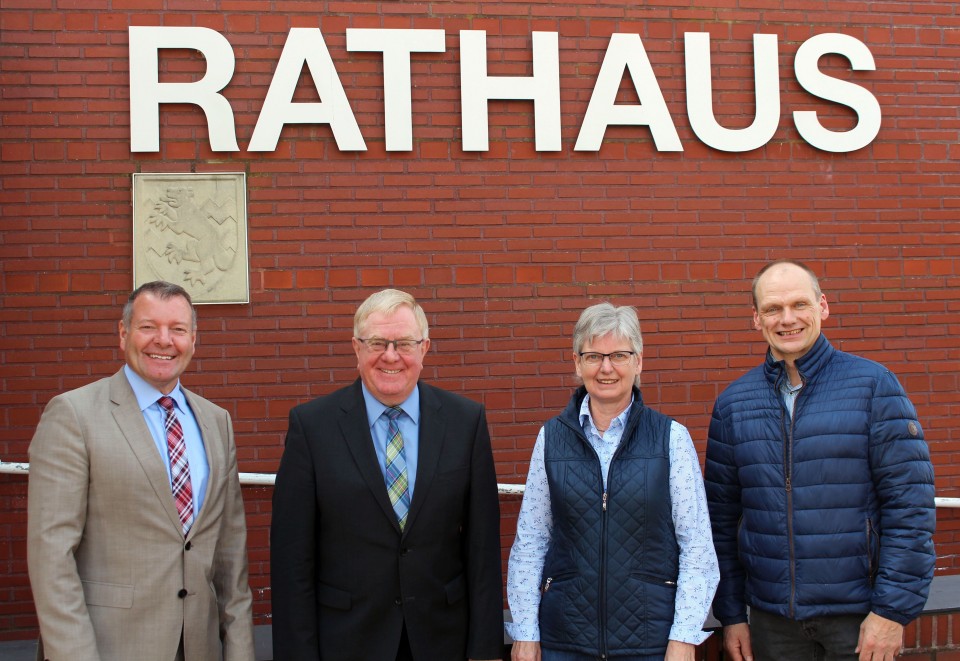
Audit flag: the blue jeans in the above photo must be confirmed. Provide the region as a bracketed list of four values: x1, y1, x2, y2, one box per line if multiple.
[750, 608, 864, 661]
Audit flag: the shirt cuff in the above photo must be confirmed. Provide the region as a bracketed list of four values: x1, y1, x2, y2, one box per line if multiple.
[505, 620, 540, 642]
[669, 623, 714, 646]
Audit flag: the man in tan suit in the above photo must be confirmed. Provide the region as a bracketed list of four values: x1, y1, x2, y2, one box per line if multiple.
[27, 281, 254, 661]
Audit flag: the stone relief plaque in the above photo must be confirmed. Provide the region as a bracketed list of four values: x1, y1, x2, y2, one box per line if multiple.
[133, 172, 249, 304]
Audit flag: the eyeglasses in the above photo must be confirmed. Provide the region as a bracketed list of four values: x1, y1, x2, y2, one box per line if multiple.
[578, 351, 636, 367]
[356, 337, 425, 354]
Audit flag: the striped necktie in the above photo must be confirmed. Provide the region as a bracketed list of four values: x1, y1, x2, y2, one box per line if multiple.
[158, 396, 194, 535]
[384, 406, 411, 531]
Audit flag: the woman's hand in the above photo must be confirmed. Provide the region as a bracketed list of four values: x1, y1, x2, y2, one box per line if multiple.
[664, 640, 696, 661]
[511, 640, 541, 661]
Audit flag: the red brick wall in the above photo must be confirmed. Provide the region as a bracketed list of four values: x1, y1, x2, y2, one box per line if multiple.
[2, 0, 958, 641]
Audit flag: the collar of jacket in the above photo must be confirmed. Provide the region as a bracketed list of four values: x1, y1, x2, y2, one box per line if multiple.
[762, 333, 835, 389]
[558, 385, 647, 439]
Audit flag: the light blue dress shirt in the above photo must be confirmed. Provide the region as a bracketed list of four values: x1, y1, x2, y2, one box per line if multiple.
[781, 379, 803, 418]
[362, 383, 420, 499]
[123, 365, 209, 518]
[506, 394, 719, 646]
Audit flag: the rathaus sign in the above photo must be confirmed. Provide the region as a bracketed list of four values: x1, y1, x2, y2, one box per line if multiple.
[129, 27, 882, 155]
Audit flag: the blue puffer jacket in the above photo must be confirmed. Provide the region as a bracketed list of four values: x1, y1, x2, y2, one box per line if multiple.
[705, 334, 935, 626]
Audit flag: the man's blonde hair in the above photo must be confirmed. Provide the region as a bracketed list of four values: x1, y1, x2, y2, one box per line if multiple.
[353, 289, 429, 339]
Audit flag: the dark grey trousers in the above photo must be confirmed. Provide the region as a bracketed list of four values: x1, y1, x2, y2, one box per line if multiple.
[751, 608, 865, 661]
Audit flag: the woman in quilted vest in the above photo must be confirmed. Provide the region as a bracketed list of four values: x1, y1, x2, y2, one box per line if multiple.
[506, 302, 719, 661]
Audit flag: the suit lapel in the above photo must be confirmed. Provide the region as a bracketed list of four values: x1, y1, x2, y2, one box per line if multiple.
[338, 381, 402, 532]
[183, 388, 218, 537]
[406, 383, 444, 533]
[108, 370, 184, 533]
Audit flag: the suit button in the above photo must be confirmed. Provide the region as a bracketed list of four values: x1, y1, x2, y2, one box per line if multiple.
[394, 598, 402, 606]
[185, 541, 192, 551]
[400, 547, 409, 556]
[178, 589, 188, 598]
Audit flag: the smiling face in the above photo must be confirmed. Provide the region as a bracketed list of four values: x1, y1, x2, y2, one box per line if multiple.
[753, 263, 829, 365]
[119, 291, 196, 394]
[352, 305, 430, 407]
[574, 332, 642, 411]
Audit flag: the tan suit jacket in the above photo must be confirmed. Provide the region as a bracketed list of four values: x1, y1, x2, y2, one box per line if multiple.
[27, 369, 254, 661]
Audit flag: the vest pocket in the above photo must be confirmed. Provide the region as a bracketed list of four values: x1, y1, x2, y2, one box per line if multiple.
[630, 571, 677, 587]
[539, 573, 585, 644]
[625, 571, 678, 642]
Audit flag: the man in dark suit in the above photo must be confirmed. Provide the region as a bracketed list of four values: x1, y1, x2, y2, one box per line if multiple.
[270, 288, 504, 661]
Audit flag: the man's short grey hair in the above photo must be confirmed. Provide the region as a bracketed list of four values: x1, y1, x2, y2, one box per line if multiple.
[121, 281, 196, 329]
[354, 289, 429, 339]
[572, 302, 643, 355]
[751, 259, 822, 309]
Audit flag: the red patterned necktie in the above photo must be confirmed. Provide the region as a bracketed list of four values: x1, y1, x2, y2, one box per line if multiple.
[158, 396, 194, 535]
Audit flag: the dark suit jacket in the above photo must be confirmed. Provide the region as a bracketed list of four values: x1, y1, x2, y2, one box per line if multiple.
[270, 379, 504, 661]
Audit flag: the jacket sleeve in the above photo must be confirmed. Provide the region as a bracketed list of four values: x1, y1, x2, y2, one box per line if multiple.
[464, 405, 506, 659]
[27, 394, 102, 661]
[867, 370, 936, 625]
[211, 410, 256, 661]
[703, 399, 748, 627]
[270, 406, 321, 661]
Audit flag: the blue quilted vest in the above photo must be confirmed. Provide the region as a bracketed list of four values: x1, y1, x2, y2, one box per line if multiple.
[540, 387, 679, 657]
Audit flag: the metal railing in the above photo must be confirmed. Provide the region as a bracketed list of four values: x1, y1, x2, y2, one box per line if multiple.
[0, 460, 529, 494]
[1, 461, 955, 505]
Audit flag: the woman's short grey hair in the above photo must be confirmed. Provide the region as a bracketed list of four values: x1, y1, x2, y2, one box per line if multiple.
[354, 289, 429, 339]
[572, 303, 643, 355]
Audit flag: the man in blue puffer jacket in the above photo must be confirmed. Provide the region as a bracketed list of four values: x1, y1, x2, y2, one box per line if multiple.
[705, 260, 935, 661]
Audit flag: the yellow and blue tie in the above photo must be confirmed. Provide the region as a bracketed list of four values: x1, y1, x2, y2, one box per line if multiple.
[384, 406, 410, 531]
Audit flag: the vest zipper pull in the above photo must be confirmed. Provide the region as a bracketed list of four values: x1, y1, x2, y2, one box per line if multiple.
[602, 491, 608, 511]
[542, 577, 553, 593]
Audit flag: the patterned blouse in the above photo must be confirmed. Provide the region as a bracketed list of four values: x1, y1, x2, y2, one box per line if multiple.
[506, 394, 719, 645]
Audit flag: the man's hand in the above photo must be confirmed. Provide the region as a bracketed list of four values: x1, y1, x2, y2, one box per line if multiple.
[856, 612, 903, 661]
[722, 622, 754, 661]
[665, 640, 696, 661]
[511, 640, 541, 661]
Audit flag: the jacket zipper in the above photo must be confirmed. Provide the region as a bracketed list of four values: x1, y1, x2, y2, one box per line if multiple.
[599, 442, 624, 660]
[599, 487, 609, 660]
[542, 571, 576, 593]
[561, 411, 636, 660]
[782, 373, 804, 619]
[596, 416, 639, 660]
